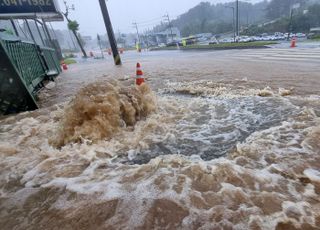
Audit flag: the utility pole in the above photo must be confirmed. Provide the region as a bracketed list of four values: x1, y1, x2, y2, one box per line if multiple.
[68, 29, 78, 51]
[236, 0, 239, 39]
[62, 1, 87, 58]
[144, 30, 150, 49]
[288, 9, 293, 40]
[97, 34, 104, 59]
[225, 6, 236, 43]
[288, 3, 300, 40]
[133, 22, 141, 47]
[236, 0, 239, 41]
[163, 13, 174, 42]
[98, 0, 121, 65]
[246, 4, 249, 27]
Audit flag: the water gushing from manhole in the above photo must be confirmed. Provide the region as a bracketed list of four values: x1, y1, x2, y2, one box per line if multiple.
[125, 95, 300, 164]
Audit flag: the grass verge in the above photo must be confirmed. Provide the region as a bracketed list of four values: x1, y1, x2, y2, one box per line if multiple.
[150, 41, 278, 51]
[63, 58, 77, 65]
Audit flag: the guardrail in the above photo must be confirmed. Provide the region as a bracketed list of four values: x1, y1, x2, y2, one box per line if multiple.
[0, 36, 61, 115]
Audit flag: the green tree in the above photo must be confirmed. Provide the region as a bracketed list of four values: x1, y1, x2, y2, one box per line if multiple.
[265, 0, 307, 20]
[243, 3, 320, 36]
[308, 4, 320, 27]
[153, 1, 268, 36]
[67, 20, 79, 31]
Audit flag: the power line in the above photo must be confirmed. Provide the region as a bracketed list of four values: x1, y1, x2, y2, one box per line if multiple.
[137, 21, 163, 28]
[135, 14, 179, 26]
[130, 13, 179, 37]
[136, 17, 163, 25]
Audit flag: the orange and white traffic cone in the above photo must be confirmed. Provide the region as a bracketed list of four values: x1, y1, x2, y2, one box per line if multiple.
[61, 60, 68, 70]
[136, 63, 145, 86]
[290, 37, 297, 48]
[62, 63, 68, 70]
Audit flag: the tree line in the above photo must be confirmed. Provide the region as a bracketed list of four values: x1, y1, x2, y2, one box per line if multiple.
[245, 2, 320, 35]
[152, 0, 320, 37]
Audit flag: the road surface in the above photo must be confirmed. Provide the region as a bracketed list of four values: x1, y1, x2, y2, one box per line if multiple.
[39, 47, 320, 107]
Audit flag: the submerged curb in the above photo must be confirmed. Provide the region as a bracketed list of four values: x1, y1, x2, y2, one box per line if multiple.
[179, 45, 272, 51]
[150, 45, 272, 51]
[150, 42, 277, 51]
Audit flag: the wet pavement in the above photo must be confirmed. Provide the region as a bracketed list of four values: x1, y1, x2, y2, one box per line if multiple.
[39, 47, 320, 107]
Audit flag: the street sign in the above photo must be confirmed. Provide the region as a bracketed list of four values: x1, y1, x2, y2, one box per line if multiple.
[0, 0, 59, 14]
[0, 0, 62, 21]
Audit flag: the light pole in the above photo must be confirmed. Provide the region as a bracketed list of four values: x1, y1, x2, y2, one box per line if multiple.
[97, 34, 104, 59]
[98, 0, 121, 65]
[225, 6, 236, 43]
[236, 0, 239, 38]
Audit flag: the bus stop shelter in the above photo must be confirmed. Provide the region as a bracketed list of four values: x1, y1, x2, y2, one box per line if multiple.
[0, 0, 63, 115]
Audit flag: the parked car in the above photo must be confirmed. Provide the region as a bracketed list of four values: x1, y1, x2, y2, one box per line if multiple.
[166, 41, 179, 47]
[239, 36, 251, 42]
[295, 33, 306, 38]
[209, 37, 219, 45]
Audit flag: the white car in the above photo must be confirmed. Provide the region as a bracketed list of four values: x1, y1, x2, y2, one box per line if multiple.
[296, 33, 306, 38]
[220, 38, 233, 43]
[239, 36, 251, 42]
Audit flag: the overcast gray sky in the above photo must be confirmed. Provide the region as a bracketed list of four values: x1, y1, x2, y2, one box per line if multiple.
[54, 0, 262, 36]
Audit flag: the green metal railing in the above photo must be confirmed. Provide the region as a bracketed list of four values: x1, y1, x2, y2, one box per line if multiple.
[0, 36, 61, 114]
[3, 39, 46, 93]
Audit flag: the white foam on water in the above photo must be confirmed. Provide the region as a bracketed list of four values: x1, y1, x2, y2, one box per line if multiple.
[304, 169, 320, 183]
[0, 80, 320, 229]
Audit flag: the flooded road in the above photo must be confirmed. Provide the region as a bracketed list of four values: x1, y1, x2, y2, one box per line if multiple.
[1, 48, 320, 229]
[39, 47, 320, 107]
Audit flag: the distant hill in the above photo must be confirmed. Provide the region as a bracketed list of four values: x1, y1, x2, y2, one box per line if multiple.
[152, 0, 319, 37]
[246, 0, 320, 35]
[153, 1, 269, 37]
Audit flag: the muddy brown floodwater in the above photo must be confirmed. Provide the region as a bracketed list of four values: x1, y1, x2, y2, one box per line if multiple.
[1, 48, 320, 230]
